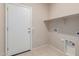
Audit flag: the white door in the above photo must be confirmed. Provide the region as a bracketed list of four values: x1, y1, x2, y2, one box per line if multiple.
[5, 4, 32, 56]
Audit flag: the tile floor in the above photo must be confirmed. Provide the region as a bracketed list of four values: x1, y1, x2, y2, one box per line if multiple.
[17, 45, 64, 56]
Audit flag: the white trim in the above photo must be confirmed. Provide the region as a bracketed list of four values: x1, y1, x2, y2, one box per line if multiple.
[5, 4, 32, 56]
[30, 7, 32, 50]
[7, 3, 32, 9]
[5, 4, 8, 56]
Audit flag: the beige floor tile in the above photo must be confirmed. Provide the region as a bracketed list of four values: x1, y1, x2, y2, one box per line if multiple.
[17, 45, 64, 56]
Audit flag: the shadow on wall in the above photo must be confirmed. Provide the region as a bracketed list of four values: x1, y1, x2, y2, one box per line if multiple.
[44, 13, 79, 37]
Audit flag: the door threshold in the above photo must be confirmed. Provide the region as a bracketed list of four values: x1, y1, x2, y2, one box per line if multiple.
[12, 50, 31, 56]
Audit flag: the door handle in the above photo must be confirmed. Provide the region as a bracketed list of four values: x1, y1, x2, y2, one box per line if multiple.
[28, 28, 31, 30]
[28, 30, 31, 33]
[27, 27, 32, 33]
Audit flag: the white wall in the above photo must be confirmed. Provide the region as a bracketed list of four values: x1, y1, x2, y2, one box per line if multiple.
[49, 3, 79, 19]
[0, 3, 49, 55]
[0, 4, 5, 55]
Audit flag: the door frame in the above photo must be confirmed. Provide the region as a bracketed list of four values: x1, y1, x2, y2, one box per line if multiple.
[5, 4, 32, 56]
